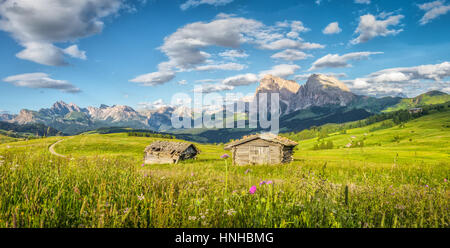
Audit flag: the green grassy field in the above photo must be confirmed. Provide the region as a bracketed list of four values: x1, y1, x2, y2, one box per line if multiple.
[0, 112, 448, 228]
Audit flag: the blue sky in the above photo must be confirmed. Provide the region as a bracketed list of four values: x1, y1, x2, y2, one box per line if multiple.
[0, 0, 449, 113]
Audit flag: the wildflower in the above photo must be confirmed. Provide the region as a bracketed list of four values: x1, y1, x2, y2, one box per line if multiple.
[138, 193, 145, 201]
[259, 180, 266, 186]
[191, 172, 194, 177]
[123, 208, 129, 214]
[249, 185, 257, 194]
[188, 216, 197, 221]
[445, 178, 448, 183]
[221, 154, 230, 159]
[244, 169, 251, 174]
[425, 185, 429, 188]
[141, 163, 145, 167]
[267, 181, 273, 185]
[73, 187, 80, 194]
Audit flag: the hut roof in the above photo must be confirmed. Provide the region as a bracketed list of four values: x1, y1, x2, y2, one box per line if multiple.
[224, 133, 298, 150]
[144, 141, 200, 155]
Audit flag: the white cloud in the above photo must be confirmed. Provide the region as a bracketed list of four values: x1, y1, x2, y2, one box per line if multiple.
[355, 0, 370, 4]
[3, 72, 80, 93]
[63, 45, 87, 60]
[129, 62, 176, 86]
[177, 80, 188, 85]
[259, 64, 301, 78]
[195, 62, 246, 71]
[222, 73, 259, 86]
[351, 14, 404, 44]
[346, 62, 450, 97]
[0, 0, 134, 65]
[294, 73, 347, 81]
[418, 0, 450, 25]
[271, 49, 312, 61]
[259, 38, 324, 50]
[309, 52, 383, 71]
[132, 14, 322, 86]
[323, 22, 342, 34]
[192, 83, 234, 93]
[219, 49, 249, 60]
[180, 0, 234, 11]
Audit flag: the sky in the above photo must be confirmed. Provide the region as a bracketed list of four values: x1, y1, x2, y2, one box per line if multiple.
[0, 0, 449, 113]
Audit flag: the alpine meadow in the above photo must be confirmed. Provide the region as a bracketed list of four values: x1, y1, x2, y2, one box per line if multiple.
[0, 0, 449, 230]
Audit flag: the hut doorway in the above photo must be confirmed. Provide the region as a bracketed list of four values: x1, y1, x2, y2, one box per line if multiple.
[250, 146, 270, 164]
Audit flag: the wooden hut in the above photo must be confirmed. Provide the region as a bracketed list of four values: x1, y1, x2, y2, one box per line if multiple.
[224, 133, 298, 165]
[144, 141, 200, 164]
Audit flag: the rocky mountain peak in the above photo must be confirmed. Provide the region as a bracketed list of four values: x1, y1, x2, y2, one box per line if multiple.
[258, 74, 300, 94]
[306, 74, 350, 92]
[293, 74, 355, 110]
[51, 100, 83, 115]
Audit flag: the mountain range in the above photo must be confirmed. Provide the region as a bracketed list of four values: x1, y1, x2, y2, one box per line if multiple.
[1, 74, 448, 136]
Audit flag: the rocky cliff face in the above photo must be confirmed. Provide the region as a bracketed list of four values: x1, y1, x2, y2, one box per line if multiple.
[255, 75, 300, 114]
[292, 74, 356, 110]
[14, 109, 38, 124]
[254, 74, 356, 114]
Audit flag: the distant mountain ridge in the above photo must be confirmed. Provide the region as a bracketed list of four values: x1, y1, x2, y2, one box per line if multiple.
[1, 74, 448, 135]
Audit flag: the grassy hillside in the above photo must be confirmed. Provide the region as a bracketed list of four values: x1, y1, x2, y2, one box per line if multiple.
[292, 111, 449, 165]
[0, 134, 20, 144]
[0, 110, 448, 228]
[384, 91, 450, 112]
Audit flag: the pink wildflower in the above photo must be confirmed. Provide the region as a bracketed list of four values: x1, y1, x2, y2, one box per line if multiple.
[249, 185, 257, 194]
[221, 154, 230, 159]
[267, 181, 273, 185]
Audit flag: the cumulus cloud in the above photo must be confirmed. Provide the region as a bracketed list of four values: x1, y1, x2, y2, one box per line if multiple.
[355, 0, 370, 4]
[3, 73, 80, 93]
[0, 0, 134, 65]
[180, 0, 234, 11]
[418, 0, 450, 25]
[195, 62, 246, 71]
[294, 73, 347, 81]
[259, 38, 324, 50]
[323, 22, 342, 34]
[259, 64, 301, 78]
[192, 83, 234, 93]
[271, 49, 312, 61]
[276, 20, 310, 39]
[351, 14, 404, 44]
[219, 49, 249, 60]
[130, 62, 176, 86]
[131, 14, 322, 86]
[309, 52, 383, 71]
[345, 61, 450, 97]
[63, 45, 87, 60]
[222, 73, 259, 86]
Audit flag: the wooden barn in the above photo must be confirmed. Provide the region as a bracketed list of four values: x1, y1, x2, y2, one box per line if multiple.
[224, 133, 298, 165]
[144, 141, 200, 164]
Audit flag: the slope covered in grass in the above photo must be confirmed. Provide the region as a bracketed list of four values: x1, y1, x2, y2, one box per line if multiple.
[0, 110, 448, 228]
[384, 91, 450, 112]
[292, 111, 449, 165]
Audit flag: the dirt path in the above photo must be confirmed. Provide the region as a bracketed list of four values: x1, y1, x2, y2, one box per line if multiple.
[49, 139, 67, 158]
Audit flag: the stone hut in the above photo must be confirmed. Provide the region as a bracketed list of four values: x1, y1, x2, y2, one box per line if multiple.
[224, 133, 298, 165]
[144, 141, 200, 164]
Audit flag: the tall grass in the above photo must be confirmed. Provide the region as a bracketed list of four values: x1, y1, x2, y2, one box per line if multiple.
[0, 148, 448, 228]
